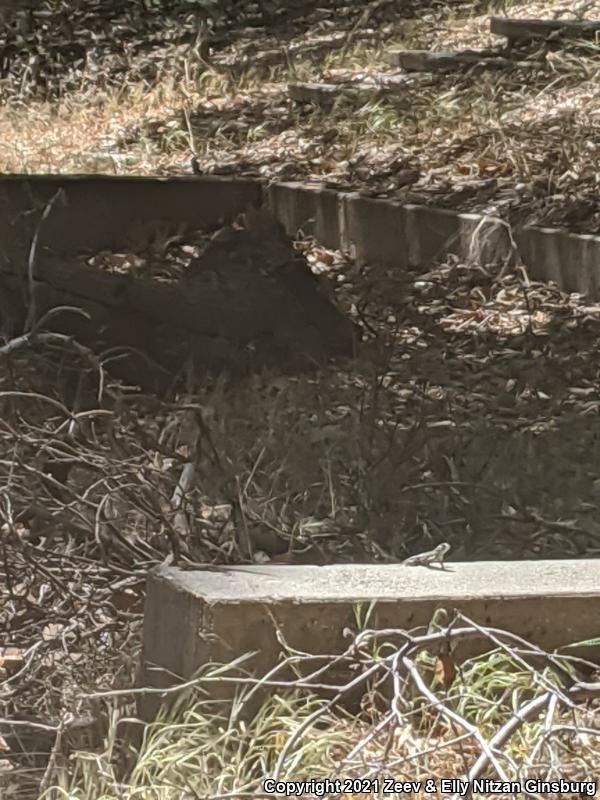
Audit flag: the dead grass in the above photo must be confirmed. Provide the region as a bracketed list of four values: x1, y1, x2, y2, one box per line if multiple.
[2, 0, 600, 229]
[42, 613, 600, 800]
[4, 238, 600, 796]
[4, 1, 600, 795]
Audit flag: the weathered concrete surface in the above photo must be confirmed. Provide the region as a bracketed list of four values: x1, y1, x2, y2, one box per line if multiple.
[404, 205, 511, 267]
[3, 174, 600, 300]
[288, 81, 343, 104]
[343, 194, 410, 268]
[142, 560, 600, 716]
[288, 80, 411, 105]
[391, 49, 521, 72]
[267, 184, 514, 270]
[266, 181, 342, 249]
[0, 174, 262, 255]
[516, 226, 600, 297]
[288, 81, 378, 105]
[267, 183, 600, 294]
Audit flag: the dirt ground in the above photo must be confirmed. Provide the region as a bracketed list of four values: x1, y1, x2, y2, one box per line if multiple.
[2, 0, 600, 230]
[3, 0, 600, 795]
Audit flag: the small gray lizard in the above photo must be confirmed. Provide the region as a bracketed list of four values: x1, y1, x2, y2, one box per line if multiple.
[402, 542, 451, 570]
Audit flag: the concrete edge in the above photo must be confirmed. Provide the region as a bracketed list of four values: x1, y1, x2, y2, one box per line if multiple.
[140, 561, 600, 715]
[1, 174, 598, 296]
[264, 180, 600, 296]
[0, 174, 264, 254]
[490, 15, 600, 41]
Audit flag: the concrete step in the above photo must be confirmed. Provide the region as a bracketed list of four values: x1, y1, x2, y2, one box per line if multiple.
[288, 77, 415, 105]
[288, 81, 376, 104]
[141, 560, 600, 715]
[266, 181, 600, 298]
[391, 48, 529, 72]
[490, 16, 600, 42]
[1, 175, 599, 300]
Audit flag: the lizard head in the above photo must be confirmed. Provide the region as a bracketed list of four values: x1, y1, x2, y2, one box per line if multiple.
[436, 542, 451, 555]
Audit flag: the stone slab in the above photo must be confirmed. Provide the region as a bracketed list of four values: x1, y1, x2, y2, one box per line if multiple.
[342, 194, 410, 268]
[141, 560, 600, 716]
[391, 49, 520, 72]
[266, 181, 342, 249]
[516, 225, 600, 296]
[288, 82, 377, 105]
[288, 81, 342, 104]
[490, 16, 600, 42]
[288, 80, 412, 105]
[404, 205, 512, 266]
[0, 174, 262, 255]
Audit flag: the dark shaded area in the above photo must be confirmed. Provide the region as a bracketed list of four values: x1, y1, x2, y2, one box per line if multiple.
[0, 178, 356, 394]
[0, 173, 262, 253]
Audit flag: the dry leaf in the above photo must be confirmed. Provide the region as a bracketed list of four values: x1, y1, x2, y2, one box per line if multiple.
[0, 647, 24, 676]
[111, 589, 143, 612]
[434, 653, 457, 688]
[42, 623, 65, 641]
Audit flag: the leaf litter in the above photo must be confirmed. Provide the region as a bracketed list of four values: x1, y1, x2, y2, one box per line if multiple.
[3, 0, 600, 792]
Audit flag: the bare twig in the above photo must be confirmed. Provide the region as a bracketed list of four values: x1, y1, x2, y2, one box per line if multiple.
[24, 188, 66, 331]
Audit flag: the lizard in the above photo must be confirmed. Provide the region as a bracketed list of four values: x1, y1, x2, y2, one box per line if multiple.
[402, 542, 451, 570]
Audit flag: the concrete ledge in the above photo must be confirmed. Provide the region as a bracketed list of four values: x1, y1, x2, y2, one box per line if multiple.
[288, 82, 378, 105]
[2, 174, 600, 299]
[409, 207, 513, 266]
[265, 181, 343, 249]
[288, 82, 342, 104]
[490, 16, 600, 42]
[391, 49, 522, 72]
[0, 174, 262, 254]
[288, 79, 413, 105]
[266, 182, 600, 296]
[142, 561, 600, 715]
[516, 225, 600, 296]
[343, 194, 410, 268]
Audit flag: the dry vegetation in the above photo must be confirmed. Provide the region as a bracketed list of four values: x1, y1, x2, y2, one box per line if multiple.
[5, 232, 600, 796]
[3, 0, 600, 796]
[2, 0, 600, 228]
[44, 611, 600, 799]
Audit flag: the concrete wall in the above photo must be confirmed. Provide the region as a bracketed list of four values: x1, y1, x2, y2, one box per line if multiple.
[141, 561, 600, 717]
[1, 174, 599, 297]
[0, 174, 262, 255]
[266, 181, 342, 250]
[265, 181, 600, 296]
